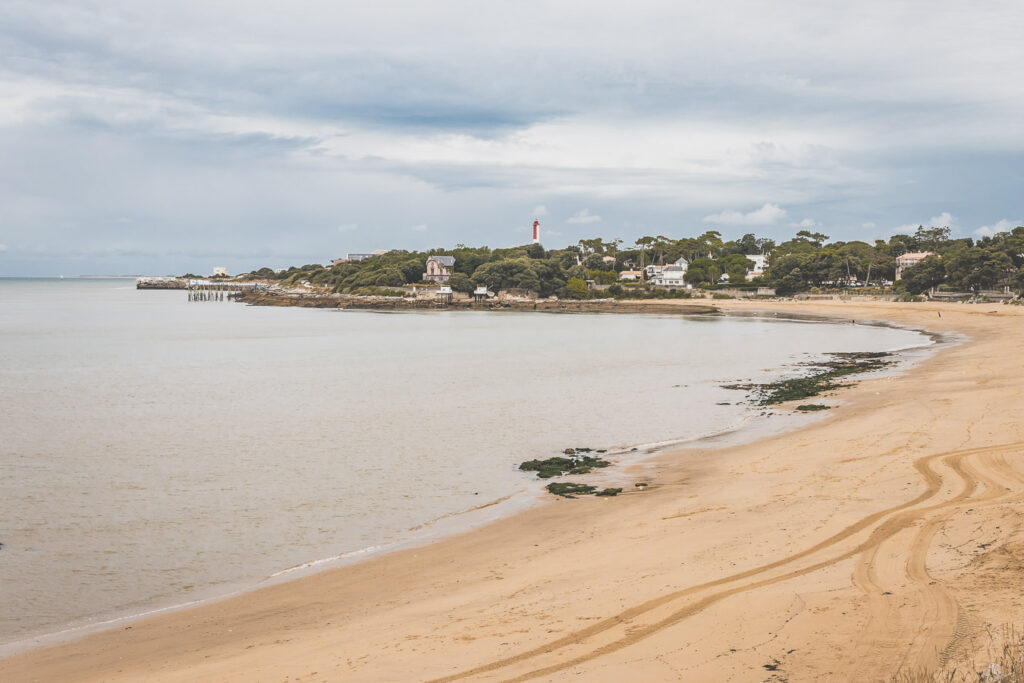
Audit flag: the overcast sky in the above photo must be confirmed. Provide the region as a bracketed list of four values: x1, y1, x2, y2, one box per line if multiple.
[1, 0, 1022, 275]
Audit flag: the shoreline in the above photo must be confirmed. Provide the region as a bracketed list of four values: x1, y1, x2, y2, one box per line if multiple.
[3, 299, 1021, 681]
[0, 308, 934, 660]
[236, 288, 721, 315]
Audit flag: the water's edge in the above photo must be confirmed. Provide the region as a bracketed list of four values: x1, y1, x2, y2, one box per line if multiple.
[0, 309, 950, 658]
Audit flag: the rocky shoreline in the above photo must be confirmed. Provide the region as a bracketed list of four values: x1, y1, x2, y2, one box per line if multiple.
[235, 290, 719, 314]
[135, 278, 186, 289]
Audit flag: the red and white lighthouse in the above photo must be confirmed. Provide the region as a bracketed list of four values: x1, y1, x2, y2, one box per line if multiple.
[532, 219, 540, 244]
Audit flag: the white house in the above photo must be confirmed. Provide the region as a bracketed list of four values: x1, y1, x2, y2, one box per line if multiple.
[650, 264, 688, 288]
[212, 266, 229, 277]
[618, 270, 642, 282]
[744, 254, 768, 281]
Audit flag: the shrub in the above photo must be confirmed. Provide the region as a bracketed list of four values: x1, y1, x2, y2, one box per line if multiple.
[566, 277, 588, 299]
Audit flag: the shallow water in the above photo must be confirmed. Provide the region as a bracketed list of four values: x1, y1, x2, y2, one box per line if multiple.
[0, 278, 929, 647]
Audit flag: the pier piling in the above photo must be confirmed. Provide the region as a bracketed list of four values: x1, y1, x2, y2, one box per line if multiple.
[184, 280, 262, 302]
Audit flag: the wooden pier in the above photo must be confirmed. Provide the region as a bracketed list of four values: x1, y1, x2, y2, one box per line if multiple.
[186, 280, 264, 302]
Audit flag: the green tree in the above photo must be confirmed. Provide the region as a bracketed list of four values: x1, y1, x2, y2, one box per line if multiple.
[634, 236, 657, 269]
[374, 267, 405, 287]
[448, 273, 475, 294]
[737, 233, 759, 254]
[768, 253, 816, 293]
[566, 277, 588, 299]
[721, 254, 754, 284]
[914, 225, 952, 252]
[902, 255, 945, 294]
[685, 257, 721, 285]
[795, 230, 829, 248]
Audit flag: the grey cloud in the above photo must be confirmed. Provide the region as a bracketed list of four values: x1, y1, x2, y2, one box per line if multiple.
[2, 0, 1023, 275]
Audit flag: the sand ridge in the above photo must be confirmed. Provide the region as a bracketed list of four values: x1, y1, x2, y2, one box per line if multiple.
[3, 299, 1023, 682]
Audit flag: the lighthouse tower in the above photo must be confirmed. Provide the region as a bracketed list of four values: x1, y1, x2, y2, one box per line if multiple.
[532, 219, 540, 244]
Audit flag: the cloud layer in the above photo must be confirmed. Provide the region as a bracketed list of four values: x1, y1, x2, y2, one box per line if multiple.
[704, 203, 787, 226]
[0, 1, 1022, 274]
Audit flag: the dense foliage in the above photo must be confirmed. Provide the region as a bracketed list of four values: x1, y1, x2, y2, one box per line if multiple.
[241, 223, 1024, 297]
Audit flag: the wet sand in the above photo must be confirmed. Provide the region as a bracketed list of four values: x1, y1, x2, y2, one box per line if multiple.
[4, 299, 1023, 682]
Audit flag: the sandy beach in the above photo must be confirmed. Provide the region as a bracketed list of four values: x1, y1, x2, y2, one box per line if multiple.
[4, 299, 1023, 682]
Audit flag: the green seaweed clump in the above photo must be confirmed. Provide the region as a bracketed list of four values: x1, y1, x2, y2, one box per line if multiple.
[595, 488, 623, 497]
[546, 482, 597, 498]
[520, 454, 611, 479]
[796, 404, 831, 411]
[754, 352, 892, 405]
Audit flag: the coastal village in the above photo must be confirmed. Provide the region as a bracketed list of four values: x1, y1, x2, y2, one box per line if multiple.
[138, 223, 1024, 306]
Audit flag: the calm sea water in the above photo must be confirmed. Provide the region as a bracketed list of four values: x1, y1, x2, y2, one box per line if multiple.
[0, 278, 929, 649]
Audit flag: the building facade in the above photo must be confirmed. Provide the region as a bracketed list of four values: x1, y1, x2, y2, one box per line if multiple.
[649, 263, 688, 287]
[423, 255, 455, 283]
[895, 252, 933, 280]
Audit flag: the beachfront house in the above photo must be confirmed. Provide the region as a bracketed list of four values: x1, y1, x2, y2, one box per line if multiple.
[895, 252, 933, 280]
[644, 264, 665, 280]
[744, 254, 768, 280]
[650, 264, 689, 288]
[618, 270, 642, 282]
[423, 255, 455, 283]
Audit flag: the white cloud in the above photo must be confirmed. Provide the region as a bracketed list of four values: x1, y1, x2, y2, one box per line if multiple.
[567, 209, 601, 224]
[861, 221, 876, 229]
[336, 223, 357, 232]
[704, 203, 787, 226]
[795, 218, 820, 229]
[0, 243, 7, 252]
[974, 219, 1019, 237]
[532, 205, 548, 217]
[410, 223, 428, 232]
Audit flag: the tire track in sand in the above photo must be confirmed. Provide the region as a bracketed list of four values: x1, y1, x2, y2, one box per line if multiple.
[428, 442, 1024, 683]
[851, 450, 1024, 680]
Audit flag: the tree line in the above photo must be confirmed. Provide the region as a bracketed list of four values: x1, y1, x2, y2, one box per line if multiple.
[240, 224, 1024, 298]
